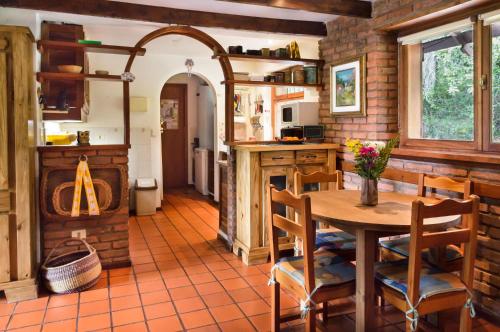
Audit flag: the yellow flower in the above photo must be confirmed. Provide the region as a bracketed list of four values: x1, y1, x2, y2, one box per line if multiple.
[345, 138, 362, 156]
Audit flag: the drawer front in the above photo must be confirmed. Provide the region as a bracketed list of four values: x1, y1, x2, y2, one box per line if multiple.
[296, 150, 328, 164]
[261, 151, 295, 166]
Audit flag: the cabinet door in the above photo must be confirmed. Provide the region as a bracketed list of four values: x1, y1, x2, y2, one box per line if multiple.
[261, 166, 294, 248]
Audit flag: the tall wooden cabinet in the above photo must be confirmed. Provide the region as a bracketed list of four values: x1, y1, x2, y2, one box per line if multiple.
[233, 143, 338, 265]
[0, 26, 38, 302]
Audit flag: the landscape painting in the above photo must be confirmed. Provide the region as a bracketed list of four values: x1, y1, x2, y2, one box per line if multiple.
[336, 68, 356, 107]
[330, 54, 366, 117]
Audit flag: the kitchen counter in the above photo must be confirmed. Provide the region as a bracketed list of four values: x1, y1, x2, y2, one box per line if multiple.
[233, 143, 339, 152]
[232, 142, 338, 265]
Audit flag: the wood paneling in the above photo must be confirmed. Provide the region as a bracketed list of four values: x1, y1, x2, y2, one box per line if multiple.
[218, 0, 372, 18]
[0, 26, 37, 302]
[0, 0, 327, 36]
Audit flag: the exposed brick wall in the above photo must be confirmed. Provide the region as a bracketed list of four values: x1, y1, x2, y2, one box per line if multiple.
[319, 0, 499, 319]
[39, 146, 130, 269]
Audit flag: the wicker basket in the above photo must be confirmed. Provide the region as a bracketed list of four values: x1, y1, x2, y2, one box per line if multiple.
[41, 238, 102, 294]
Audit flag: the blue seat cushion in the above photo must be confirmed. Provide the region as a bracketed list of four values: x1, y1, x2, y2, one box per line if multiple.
[380, 236, 463, 262]
[276, 249, 356, 289]
[375, 259, 467, 299]
[316, 230, 356, 251]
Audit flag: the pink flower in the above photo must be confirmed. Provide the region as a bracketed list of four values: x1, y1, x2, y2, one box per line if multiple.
[359, 146, 379, 158]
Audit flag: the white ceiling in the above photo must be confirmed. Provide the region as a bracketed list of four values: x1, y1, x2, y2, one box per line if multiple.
[110, 0, 337, 22]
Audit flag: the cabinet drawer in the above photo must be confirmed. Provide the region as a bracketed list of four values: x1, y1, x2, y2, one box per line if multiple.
[296, 150, 328, 164]
[261, 151, 295, 166]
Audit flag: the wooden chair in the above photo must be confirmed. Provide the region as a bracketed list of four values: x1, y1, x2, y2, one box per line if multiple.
[294, 171, 356, 261]
[380, 174, 472, 271]
[375, 195, 479, 332]
[266, 185, 356, 332]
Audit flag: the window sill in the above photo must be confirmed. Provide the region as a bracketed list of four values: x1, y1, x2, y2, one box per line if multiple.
[391, 148, 500, 165]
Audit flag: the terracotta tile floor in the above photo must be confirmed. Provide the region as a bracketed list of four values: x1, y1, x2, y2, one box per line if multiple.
[0, 188, 498, 331]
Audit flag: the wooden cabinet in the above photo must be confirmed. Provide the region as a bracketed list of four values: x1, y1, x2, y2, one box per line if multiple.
[233, 144, 338, 265]
[40, 22, 86, 121]
[0, 26, 38, 302]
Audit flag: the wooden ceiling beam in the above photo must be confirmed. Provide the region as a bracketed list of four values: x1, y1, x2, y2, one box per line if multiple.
[0, 0, 327, 36]
[217, 0, 372, 18]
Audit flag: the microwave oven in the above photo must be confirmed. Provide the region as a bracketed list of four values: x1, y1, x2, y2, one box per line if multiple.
[279, 102, 319, 129]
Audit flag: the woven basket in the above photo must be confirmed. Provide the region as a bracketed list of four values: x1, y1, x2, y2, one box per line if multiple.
[41, 238, 102, 294]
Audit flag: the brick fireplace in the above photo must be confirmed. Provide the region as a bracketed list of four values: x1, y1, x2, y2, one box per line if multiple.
[38, 145, 130, 269]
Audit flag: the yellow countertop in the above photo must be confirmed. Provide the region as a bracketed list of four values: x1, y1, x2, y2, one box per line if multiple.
[233, 143, 339, 152]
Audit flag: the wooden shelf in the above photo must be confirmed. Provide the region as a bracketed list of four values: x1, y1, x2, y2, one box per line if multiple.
[222, 80, 322, 88]
[37, 40, 146, 56]
[213, 53, 323, 66]
[37, 72, 122, 82]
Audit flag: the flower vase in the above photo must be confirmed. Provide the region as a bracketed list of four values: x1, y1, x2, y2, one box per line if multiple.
[360, 178, 378, 206]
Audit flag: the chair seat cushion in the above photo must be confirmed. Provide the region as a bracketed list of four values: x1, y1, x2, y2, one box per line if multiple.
[316, 230, 356, 251]
[375, 259, 466, 299]
[379, 236, 463, 263]
[276, 249, 355, 289]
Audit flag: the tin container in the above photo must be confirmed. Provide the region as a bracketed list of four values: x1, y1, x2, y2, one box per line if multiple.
[275, 48, 288, 58]
[292, 68, 305, 84]
[304, 66, 318, 84]
[261, 48, 270, 57]
[274, 72, 285, 83]
[284, 70, 292, 83]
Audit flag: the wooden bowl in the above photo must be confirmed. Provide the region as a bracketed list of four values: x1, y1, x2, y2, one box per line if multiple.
[57, 65, 82, 74]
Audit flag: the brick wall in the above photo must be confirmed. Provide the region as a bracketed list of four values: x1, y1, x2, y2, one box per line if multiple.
[39, 146, 130, 269]
[319, 0, 500, 319]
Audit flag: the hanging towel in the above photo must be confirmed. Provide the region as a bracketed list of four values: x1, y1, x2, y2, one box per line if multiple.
[71, 155, 100, 217]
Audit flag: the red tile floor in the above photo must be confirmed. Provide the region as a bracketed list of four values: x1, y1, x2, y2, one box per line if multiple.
[0, 188, 498, 331]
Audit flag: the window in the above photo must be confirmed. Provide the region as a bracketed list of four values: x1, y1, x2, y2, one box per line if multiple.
[400, 14, 500, 152]
[491, 21, 500, 143]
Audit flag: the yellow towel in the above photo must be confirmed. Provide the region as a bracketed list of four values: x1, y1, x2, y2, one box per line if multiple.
[71, 156, 100, 217]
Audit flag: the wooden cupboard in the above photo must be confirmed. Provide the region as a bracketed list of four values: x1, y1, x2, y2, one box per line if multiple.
[233, 143, 338, 265]
[0, 26, 38, 302]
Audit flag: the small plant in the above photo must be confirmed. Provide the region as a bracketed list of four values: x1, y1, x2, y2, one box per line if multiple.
[345, 137, 399, 180]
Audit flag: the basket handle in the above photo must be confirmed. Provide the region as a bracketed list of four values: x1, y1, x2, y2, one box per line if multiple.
[43, 238, 94, 267]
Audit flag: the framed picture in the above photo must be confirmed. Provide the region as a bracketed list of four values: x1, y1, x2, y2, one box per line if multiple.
[160, 99, 179, 130]
[330, 54, 366, 117]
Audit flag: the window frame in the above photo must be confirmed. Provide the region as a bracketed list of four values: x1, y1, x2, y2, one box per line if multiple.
[399, 18, 500, 153]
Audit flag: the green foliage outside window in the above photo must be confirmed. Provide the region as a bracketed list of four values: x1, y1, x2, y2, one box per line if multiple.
[492, 33, 500, 142]
[421, 42, 474, 141]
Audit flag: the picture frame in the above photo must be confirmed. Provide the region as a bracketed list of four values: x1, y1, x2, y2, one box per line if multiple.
[330, 54, 366, 117]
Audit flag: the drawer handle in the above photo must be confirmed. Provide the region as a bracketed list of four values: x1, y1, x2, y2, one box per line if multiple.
[272, 156, 284, 160]
[305, 155, 317, 159]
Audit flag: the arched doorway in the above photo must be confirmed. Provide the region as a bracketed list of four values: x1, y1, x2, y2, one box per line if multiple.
[123, 26, 234, 146]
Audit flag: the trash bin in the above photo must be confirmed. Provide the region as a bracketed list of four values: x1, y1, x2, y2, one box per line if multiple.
[135, 178, 157, 216]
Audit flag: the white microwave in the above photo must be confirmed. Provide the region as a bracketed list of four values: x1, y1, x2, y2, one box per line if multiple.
[279, 102, 319, 128]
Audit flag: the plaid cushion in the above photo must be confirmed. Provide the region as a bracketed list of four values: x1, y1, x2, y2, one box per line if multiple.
[316, 230, 356, 251]
[375, 259, 466, 299]
[379, 236, 463, 262]
[276, 249, 356, 288]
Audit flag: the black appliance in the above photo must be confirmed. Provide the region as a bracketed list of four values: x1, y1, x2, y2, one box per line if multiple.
[303, 125, 324, 139]
[280, 126, 304, 139]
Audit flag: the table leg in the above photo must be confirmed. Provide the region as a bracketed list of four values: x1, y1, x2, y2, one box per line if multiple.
[356, 229, 377, 332]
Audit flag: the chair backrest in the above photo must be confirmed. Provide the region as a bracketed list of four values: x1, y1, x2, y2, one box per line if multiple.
[417, 174, 471, 198]
[406, 195, 480, 306]
[266, 184, 316, 294]
[294, 170, 343, 195]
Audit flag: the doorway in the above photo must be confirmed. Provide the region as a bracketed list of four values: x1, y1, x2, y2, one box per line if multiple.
[161, 83, 188, 191]
[161, 73, 217, 196]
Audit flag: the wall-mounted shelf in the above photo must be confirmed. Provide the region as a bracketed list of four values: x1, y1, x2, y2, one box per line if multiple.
[213, 53, 324, 66]
[222, 80, 322, 88]
[37, 72, 122, 82]
[37, 40, 146, 56]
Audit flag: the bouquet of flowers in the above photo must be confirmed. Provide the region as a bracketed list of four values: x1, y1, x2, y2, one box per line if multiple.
[345, 137, 399, 180]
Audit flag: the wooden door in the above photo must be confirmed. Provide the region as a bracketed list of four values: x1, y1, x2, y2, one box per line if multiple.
[161, 83, 188, 192]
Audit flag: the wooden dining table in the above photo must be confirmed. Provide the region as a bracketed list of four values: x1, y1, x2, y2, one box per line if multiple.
[308, 190, 460, 332]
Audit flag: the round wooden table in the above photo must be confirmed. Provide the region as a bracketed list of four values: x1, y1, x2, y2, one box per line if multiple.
[308, 190, 459, 332]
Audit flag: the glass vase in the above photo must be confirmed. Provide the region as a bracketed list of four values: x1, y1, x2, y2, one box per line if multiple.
[360, 178, 378, 206]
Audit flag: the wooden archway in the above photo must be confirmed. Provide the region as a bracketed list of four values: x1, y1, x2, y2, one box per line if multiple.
[122, 26, 234, 145]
